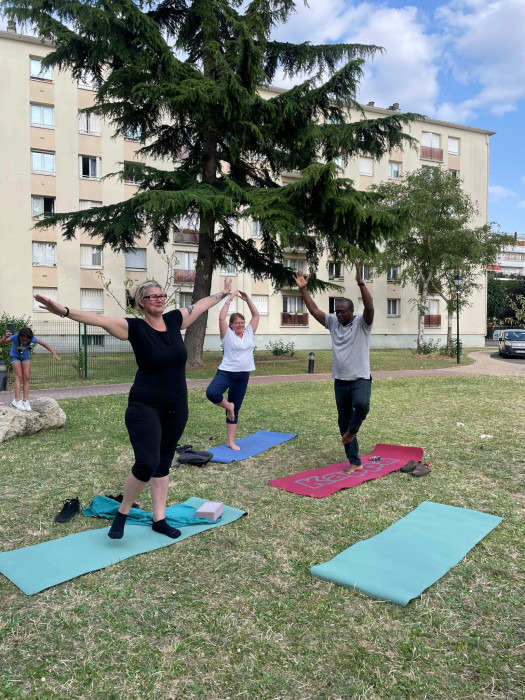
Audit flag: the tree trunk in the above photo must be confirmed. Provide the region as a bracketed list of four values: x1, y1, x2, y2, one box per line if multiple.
[417, 284, 428, 352]
[184, 212, 216, 366]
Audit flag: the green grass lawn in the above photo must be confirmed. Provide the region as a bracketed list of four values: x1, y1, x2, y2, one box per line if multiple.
[13, 347, 477, 389]
[0, 375, 523, 699]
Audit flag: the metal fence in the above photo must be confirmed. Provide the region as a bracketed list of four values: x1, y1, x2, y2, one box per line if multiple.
[5, 321, 137, 387]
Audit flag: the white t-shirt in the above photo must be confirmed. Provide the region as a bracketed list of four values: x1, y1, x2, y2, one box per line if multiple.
[219, 324, 256, 372]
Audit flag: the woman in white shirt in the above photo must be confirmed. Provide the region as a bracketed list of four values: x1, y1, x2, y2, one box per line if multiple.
[206, 290, 259, 450]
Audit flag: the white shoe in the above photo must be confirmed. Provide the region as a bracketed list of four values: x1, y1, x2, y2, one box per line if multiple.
[11, 399, 26, 411]
[22, 400, 32, 411]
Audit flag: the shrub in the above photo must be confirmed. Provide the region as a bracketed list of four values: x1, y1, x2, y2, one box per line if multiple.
[413, 338, 442, 355]
[266, 339, 295, 357]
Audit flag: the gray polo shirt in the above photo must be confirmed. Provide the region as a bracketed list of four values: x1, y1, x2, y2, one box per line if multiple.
[325, 313, 372, 381]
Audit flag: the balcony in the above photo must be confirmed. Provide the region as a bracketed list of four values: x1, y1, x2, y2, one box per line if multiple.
[281, 312, 309, 326]
[174, 230, 199, 245]
[420, 146, 443, 162]
[174, 269, 196, 285]
[424, 314, 441, 328]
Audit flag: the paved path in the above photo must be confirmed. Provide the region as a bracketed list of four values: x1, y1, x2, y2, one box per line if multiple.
[1, 348, 523, 403]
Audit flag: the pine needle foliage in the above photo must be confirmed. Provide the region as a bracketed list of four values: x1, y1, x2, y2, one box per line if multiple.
[2, 0, 420, 362]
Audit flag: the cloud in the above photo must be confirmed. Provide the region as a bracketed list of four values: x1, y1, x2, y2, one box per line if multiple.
[272, 2, 441, 115]
[489, 185, 517, 202]
[517, 201, 525, 210]
[436, 0, 525, 117]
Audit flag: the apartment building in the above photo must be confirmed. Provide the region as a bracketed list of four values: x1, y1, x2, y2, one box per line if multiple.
[490, 237, 525, 279]
[0, 28, 493, 350]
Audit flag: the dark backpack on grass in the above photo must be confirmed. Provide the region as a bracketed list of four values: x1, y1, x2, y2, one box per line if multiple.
[174, 446, 213, 468]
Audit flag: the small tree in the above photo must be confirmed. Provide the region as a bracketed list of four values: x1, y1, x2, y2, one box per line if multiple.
[372, 167, 508, 350]
[2, 0, 419, 364]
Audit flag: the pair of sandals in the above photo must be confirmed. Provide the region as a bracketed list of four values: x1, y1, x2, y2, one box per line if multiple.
[400, 460, 432, 477]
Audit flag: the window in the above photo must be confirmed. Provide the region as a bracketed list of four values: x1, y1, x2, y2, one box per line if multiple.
[78, 72, 96, 90]
[388, 161, 401, 179]
[123, 161, 142, 185]
[422, 131, 440, 148]
[252, 220, 262, 238]
[252, 295, 268, 315]
[79, 155, 101, 179]
[79, 200, 102, 210]
[30, 104, 54, 127]
[125, 248, 146, 270]
[421, 132, 443, 161]
[78, 112, 101, 135]
[427, 299, 438, 314]
[124, 126, 142, 141]
[176, 215, 198, 232]
[283, 258, 306, 273]
[176, 252, 197, 271]
[361, 264, 372, 282]
[448, 137, 460, 155]
[387, 265, 400, 281]
[387, 299, 400, 316]
[448, 169, 459, 178]
[80, 289, 103, 312]
[220, 259, 237, 275]
[178, 292, 193, 308]
[33, 287, 57, 310]
[30, 57, 52, 81]
[328, 261, 343, 279]
[282, 296, 305, 313]
[80, 245, 103, 268]
[357, 298, 364, 315]
[31, 150, 55, 174]
[32, 195, 55, 218]
[32, 242, 56, 266]
[85, 335, 105, 346]
[359, 157, 373, 176]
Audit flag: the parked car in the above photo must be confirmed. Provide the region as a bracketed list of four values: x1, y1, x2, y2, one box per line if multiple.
[492, 329, 502, 341]
[498, 329, 525, 358]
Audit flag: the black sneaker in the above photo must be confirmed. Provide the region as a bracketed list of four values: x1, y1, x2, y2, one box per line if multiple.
[55, 497, 80, 523]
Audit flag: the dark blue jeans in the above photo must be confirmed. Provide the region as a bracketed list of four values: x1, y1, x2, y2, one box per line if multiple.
[334, 377, 372, 466]
[206, 369, 250, 424]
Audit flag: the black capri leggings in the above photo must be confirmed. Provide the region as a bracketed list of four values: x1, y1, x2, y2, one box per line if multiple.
[125, 401, 188, 482]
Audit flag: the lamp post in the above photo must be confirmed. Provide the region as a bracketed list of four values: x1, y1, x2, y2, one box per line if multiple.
[453, 274, 462, 364]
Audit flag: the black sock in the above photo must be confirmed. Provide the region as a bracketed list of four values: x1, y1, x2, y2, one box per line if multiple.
[108, 511, 128, 539]
[152, 519, 181, 539]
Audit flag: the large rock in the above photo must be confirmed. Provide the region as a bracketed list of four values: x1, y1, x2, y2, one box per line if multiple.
[0, 397, 66, 443]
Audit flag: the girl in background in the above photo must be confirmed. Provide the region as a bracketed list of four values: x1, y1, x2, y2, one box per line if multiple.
[0, 327, 61, 411]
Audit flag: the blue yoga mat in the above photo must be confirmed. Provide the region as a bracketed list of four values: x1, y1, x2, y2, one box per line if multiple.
[310, 501, 502, 606]
[0, 497, 246, 595]
[209, 430, 296, 463]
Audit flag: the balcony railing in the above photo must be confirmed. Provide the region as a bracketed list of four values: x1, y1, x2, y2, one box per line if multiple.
[420, 146, 443, 162]
[281, 312, 309, 326]
[173, 230, 199, 245]
[174, 269, 196, 285]
[424, 314, 441, 328]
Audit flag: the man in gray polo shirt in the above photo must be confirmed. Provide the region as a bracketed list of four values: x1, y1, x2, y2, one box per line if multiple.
[294, 262, 374, 473]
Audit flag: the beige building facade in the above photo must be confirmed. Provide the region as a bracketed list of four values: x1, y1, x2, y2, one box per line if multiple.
[0, 29, 493, 351]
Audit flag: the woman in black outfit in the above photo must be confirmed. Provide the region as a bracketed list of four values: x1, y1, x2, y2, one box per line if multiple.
[34, 277, 232, 540]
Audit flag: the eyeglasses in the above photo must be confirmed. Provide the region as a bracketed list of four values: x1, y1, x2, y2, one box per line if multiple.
[335, 308, 352, 315]
[143, 294, 167, 301]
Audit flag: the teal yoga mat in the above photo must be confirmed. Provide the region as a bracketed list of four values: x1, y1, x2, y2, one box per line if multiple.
[310, 501, 502, 606]
[0, 497, 246, 595]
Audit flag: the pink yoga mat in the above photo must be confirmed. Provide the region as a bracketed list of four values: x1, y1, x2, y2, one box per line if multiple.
[269, 443, 424, 498]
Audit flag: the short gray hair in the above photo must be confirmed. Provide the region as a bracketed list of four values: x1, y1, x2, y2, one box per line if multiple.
[135, 280, 163, 308]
